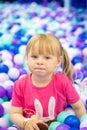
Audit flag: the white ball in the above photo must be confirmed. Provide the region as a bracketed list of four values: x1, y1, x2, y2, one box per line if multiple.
[19, 45, 26, 54]
[1, 50, 12, 61]
[3, 79, 13, 87]
[2, 101, 11, 114]
[74, 62, 83, 70]
[3, 80, 14, 89]
[8, 127, 18, 130]
[65, 108, 75, 115]
[8, 67, 20, 80]
[0, 73, 9, 83]
[13, 54, 24, 65]
[80, 118, 87, 128]
[0, 117, 10, 128]
[3, 60, 13, 68]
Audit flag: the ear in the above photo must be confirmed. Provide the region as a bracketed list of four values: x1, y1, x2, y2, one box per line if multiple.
[57, 56, 63, 67]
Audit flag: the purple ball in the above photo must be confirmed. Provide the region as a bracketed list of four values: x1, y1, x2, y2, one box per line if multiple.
[0, 127, 8, 130]
[80, 128, 87, 130]
[56, 124, 70, 130]
[0, 86, 6, 98]
[0, 104, 4, 117]
[5, 86, 13, 100]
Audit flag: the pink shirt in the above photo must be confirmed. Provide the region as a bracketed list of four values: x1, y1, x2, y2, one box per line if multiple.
[11, 73, 80, 121]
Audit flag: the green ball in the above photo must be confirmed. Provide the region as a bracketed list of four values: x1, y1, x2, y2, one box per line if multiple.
[57, 111, 70, 123]
[3, 113, 13, 126]
[2, 96, 8, 101]
[80, 114, 87, 123]
[49, 121, 61, 130]
[0, 98, 4, 104]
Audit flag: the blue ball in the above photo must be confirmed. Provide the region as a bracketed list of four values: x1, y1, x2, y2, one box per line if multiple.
[0, 104, 4, 117]
[64, 115, 80, 128]
[0, 64, 9, 73]
[69, 128, 79, 130]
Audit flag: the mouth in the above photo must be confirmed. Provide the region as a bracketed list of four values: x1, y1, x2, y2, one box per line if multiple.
[35, 68, 45, 70]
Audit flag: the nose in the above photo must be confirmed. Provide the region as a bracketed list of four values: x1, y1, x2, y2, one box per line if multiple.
[37, 57, 43, 65]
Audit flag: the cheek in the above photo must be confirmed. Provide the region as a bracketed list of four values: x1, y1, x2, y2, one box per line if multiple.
[27, 61, 34, 69]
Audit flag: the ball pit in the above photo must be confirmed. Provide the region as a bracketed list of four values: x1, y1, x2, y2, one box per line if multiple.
[0, 0, 87, 129]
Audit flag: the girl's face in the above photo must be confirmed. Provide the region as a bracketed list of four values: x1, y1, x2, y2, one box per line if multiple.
[27, 51, 61, 77]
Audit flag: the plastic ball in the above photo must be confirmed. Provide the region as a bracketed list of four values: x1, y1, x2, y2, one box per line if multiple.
[3, 60, 13, 69]
[0, 64, 9, 73]
[2, 101, 11, 114]
[13, 54, 24, 65]
[0, 73, 9, 83]
[65, 108, 75, 115]
[8, 127, 19, 130]
[49, 121, 61, 130]
[5, 86, 13, 100]
[8, 67, 20, 80]
[56, 124, 70, 130]
[0, 117, 10, 128]
[80, 114, 87, 123]
[3, 113, 13, 126]
[72, 56, 82, 65]
[0, 127, 8, 130]
[0, 98, 4, 104]
[64, 115, 80, 128]
[0, 104, 4, 117]
[19, 68, 27, 75]
[74, 62, 83, 70]
[1, 51, 12, 61]
[2, 95, 8, 102]
[80, 119, 87, 128]
[57, 111, 70, 123]
[68, 128, 78, 130]
[0, 86, 6, 98]
[18, 45, 26, 54]
[3, 80, 14, 89]
[80, 127, 87, 130]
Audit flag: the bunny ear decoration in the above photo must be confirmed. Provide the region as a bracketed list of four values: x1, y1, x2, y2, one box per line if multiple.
[34, 97, 56, 122]
[34, 99, 43, 119]
[48, 96, 55, 119]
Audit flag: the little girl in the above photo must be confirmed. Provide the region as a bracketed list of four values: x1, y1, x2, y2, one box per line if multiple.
[10, 33, 86, 130]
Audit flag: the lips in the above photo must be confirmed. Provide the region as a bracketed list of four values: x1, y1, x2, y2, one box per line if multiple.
[35, 68, 45, 70]
[34, 66, 46, 71]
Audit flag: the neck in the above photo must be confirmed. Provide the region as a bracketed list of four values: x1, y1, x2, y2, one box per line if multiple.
[31, 74, 53, 87]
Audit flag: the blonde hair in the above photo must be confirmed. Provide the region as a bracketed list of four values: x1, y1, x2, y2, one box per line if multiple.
[26, 33, 73, 81]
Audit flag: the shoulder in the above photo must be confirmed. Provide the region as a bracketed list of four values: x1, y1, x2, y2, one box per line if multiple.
[54, 73, 71, 83]
[53, 73, 73, 89]
[14, 74, 31, 86]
